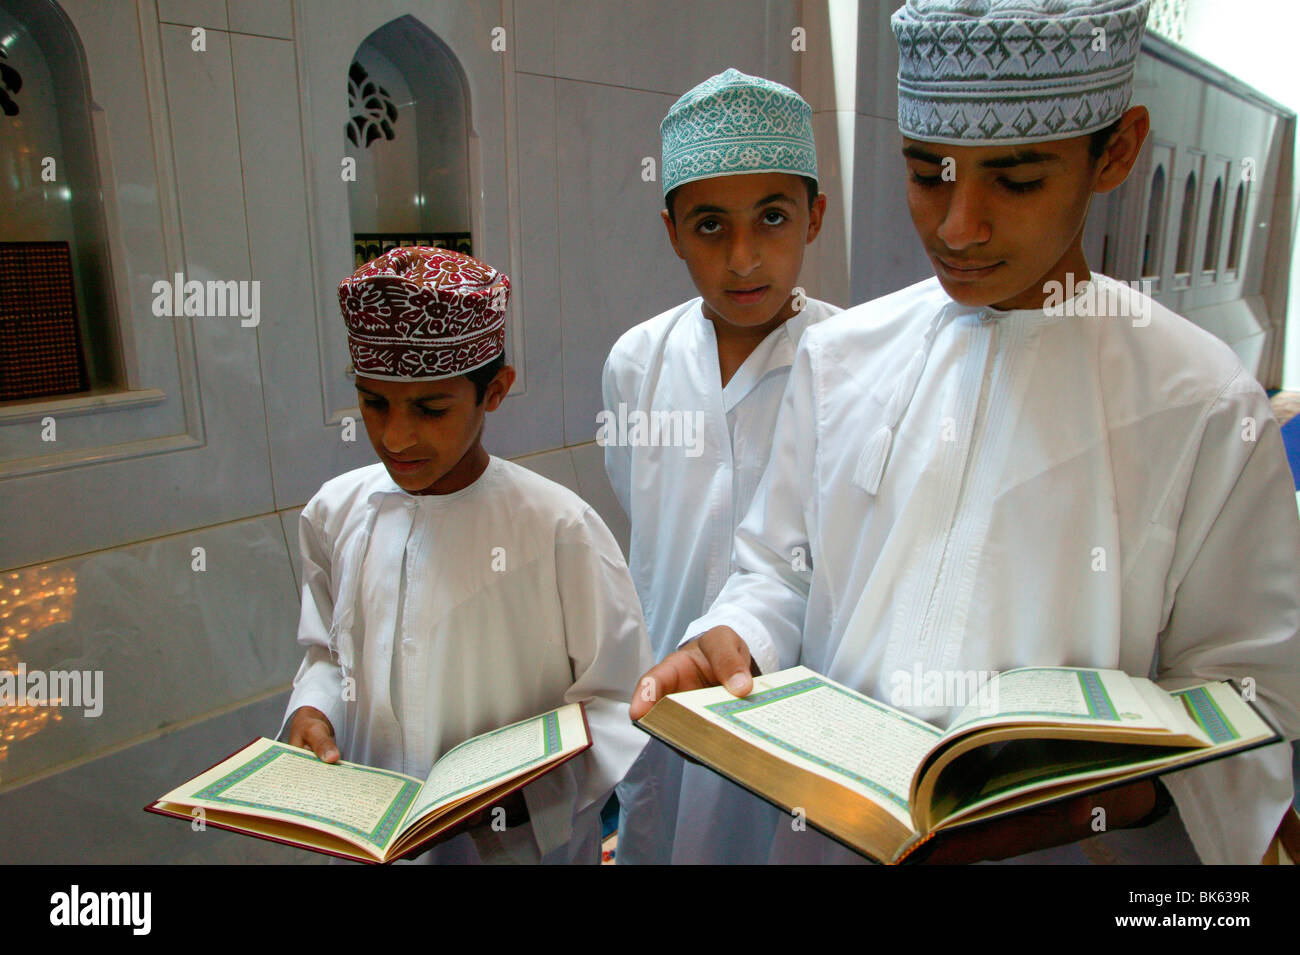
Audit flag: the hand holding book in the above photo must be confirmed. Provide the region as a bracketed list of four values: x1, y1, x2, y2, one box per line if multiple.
[148, 703, 589, 863]
[287, 706, 341, 764]
[634, 664, 1279, 864]
[629, 625, 755, 721]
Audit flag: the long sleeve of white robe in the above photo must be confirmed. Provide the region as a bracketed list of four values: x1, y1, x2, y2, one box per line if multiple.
[1150, 375, 1300, 864]
[520, 511, 655, 856]
[683, 275, 1300, 864]
[279, 508, 348, 750]
[280, 458, 651, 864]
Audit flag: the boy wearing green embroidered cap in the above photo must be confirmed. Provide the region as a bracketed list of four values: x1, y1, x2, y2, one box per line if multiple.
[633, 1, 1300, 864]
[601, 68, 839, 864]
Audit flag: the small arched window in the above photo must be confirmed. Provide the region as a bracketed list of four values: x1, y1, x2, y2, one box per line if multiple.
[345, 15, 474, 266]
[1226, 181, 1246, 272]
[1174, 171, 1197, 275]
[1202, 177, 1223, 272]
[0, 0, 121, 401]
[1141, 164, 1166, 278]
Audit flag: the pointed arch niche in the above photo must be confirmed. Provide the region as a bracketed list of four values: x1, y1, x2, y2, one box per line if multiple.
[1141, 164, 1166, 287]
[0, 0, 122, 399]
[345, 16, 473, 263]
[297, 6, 525, 425]
[1200, 159, 1230, 283]
[1225, 175, 1248, 279]
[1172, 151, 1204, 291]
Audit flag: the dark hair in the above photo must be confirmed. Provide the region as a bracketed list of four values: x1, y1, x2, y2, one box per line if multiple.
[1088, 118, 1123, 161]
[464, 353, 506, 404]
[665, 175, 819, 222]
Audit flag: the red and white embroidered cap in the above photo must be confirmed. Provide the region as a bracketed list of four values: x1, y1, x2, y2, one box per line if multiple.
[338, 247, 510, 381]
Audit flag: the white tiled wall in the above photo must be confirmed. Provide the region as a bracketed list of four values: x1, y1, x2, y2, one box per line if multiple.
[0, 692, 318, 864]
[850, 113, 931, 305]
[0, 513, 299, 787]
[553, 77, 696, 443]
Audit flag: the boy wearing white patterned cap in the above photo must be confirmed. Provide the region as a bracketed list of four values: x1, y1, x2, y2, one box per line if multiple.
[603, 68, 840, 863]
[634, 1, 1300, 864]
[283, 247, 651, 863]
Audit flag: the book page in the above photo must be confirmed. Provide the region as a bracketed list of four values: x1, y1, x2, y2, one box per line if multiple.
[407, 704, 588, 823]
[945, 668, 1174, 736]
[1138, 680, 1210, 744]
[923, 682, 1276, 831]
[668, 668, 941, 824]
[161, 739, 420, 852]
[930, 737, 1180, 828]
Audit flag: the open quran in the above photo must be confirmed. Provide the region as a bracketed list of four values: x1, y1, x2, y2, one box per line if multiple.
[147, 703, 589, 863]
[637, 666, 1279, 864]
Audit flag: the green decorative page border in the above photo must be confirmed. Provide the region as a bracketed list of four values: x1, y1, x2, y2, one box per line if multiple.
[1175, 686, 1239, 744]
[195, 745, 418, 848]
[706, 678, 939, 812]
[1078, 670, 1119, 720]
[422, 711, 564, 806]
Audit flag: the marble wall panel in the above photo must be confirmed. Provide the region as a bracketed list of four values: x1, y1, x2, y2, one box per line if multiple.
[0, 514, 299, 788]
[156, 0, 227, 30]
[854, 0, 899, 123]
[850, 112, 931, 306]
[231, 31, 375, 509]
[0, 692, 317, 864]
[553, 79, 696, 446]
[279, 506, 305, 592]
[226, 0, 293, 39]
[484, 73, 568, 459]
[524, 0, 795, 95]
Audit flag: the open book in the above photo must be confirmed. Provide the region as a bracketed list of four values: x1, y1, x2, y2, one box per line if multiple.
[146, 703, 590, 863]
[637, 666, 1280, 864]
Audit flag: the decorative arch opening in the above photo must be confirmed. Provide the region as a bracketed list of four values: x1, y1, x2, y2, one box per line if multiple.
[1174, 170, 1197, 276]
[1226, 180, 1246, 272]
[1141, 164, 1166, 279]
[0, 0, 121, 401]
[1202, 176, 1223, 273]
[345, 15, 474, 267]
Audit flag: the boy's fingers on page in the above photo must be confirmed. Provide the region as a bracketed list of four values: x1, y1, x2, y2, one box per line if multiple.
[697, 627, 753, 698]
[628, 645, 718, 720]
[629, 657, 684, 720]
[304, 721, 340, 763]
[286, 706, 317, 748]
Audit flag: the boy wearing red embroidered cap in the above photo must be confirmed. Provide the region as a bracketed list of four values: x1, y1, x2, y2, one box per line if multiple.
[282, 248, 651, 864]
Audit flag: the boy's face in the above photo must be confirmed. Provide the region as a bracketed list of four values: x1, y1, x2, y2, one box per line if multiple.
[662, 172, 826, 334]
[355, 365, 513, 495]
[901, 107, 1146, 311]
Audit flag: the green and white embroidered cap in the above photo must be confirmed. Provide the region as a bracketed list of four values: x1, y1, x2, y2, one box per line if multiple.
[660, 68, 818, 197]
[892, 0, 1150, 145]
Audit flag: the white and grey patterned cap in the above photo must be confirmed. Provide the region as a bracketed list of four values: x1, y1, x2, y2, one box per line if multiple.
[660, 68, 818, 197]
[892, 0, 1150, 145]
